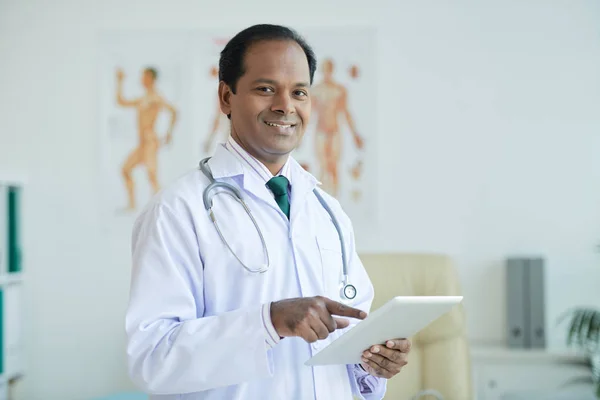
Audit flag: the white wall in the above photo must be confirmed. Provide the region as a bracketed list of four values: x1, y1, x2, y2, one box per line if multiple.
[1, 0, 600, 399]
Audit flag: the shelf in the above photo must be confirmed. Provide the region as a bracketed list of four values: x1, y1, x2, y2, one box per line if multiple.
[0, 274, 23, 287]
[0, 174, 27, 187]
[470, 342, 588, 364]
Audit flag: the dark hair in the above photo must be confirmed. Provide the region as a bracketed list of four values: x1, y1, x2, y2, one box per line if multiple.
[144, 67, 158, 80]
[219, 24, 317, 94]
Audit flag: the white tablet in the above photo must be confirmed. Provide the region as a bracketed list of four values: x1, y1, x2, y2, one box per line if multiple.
[305, 296, 463, 366]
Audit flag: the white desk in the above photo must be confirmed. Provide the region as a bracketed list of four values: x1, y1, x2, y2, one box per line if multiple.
[471, 343, 595, 400]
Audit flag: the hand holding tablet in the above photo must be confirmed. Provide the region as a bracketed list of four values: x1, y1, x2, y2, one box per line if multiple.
[305, 296, 464, 366]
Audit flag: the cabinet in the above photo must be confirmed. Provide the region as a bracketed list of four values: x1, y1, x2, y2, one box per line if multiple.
[471, 344, 595, 400]
[0, 180, 24, 398]
[0, 379, 7, 400]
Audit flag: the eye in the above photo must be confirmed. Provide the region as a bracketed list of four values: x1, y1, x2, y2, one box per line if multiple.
[256, 86, 274, 93]
[294, 90, 308, 97]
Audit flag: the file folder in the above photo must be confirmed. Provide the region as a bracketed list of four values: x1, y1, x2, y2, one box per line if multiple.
[506, 258, 529, 348]
[0, 186, 6, 275]
[7, 186, 21, 274]
[506, 257, 546, 349]
[527, 258, 546, 348]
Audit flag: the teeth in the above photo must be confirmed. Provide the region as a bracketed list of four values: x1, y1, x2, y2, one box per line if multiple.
[266, 122, 292, 128]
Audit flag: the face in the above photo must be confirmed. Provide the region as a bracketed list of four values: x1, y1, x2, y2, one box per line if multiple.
[218, 40, 311, 165]
[141, 70, 155, 88]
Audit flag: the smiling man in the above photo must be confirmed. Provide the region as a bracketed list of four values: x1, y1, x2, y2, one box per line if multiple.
[126, 24, 411, 400]
[218, 36, 310, 174]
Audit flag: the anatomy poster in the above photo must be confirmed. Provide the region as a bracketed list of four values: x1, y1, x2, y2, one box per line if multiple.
[97, 31, 197, 223]
[188, 31, 234, 159]
[293, 27, 377, 227]
[98, 27, 377, 230]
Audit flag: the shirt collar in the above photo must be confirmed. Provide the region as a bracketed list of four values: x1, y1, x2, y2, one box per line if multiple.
[224, 136, 292, 184]
[204, 138, 319, 191]
[204, 138, 321, 222]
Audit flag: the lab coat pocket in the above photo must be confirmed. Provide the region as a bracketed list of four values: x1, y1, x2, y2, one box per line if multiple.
[316, 233, 344, 300]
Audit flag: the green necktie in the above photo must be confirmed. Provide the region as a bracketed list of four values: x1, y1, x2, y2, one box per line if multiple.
[266, 176, 290, 219]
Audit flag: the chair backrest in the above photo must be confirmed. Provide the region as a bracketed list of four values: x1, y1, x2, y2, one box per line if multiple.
[359, 253, 466, 343]
[359, 253, 473, 400]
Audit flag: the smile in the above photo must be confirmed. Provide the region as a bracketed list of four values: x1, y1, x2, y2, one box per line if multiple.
[264, 121, 296, 129]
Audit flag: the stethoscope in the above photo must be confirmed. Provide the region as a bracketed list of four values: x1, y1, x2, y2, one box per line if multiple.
[199, 157, 357, 303]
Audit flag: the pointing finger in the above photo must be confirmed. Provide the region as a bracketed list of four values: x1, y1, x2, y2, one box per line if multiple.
[323, 298, 367, 320]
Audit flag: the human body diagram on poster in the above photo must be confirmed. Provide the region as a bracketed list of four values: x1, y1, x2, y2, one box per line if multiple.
[114, 67, 178, 212]
[306, 58, 365, 199]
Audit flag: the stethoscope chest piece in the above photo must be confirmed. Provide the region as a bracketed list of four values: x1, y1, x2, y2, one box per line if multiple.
[340, 282, 357, 303]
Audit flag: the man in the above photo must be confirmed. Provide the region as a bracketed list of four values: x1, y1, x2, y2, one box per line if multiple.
[126, 24, 410, 400]
[312, 58, 364, 196]
[116, 67, 178, 211]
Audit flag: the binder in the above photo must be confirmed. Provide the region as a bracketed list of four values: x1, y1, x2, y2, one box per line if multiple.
[527, 258, 546, 348]
[506, 258, 529, 347]
[7, 186, 21, 274]
[505, 257, 546, 349]
[0, 186, 7, 275]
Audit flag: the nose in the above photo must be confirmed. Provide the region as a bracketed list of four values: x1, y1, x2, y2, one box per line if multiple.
[270, 92, 295, 115]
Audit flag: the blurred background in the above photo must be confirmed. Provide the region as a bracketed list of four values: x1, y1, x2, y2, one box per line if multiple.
[1, 0, 600, 399]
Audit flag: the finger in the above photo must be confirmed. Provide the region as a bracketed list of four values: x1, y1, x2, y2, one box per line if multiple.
[317, 308, 337, 333]
[362, 350, 406, 375]
[323, 297, 367, 319]
[360, 362, 377, 377]
[363, 351, 394, 372]
[310, 319, 330, 340]
[369, 345, 404, 363]
[359, 358, 394, 379]
[385, 338, 412, 353]
[333, 317, 349, 329]
[302, 326, 319, 343]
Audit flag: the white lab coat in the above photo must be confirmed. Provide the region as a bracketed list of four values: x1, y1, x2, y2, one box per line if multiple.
[126, 144, 386, 400]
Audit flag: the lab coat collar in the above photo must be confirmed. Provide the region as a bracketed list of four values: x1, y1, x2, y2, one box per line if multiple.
[206, 144, 274, 205]
[206, 144, 321, 222]
[288, 157, 320, 224]
[206, 144, 245, 180]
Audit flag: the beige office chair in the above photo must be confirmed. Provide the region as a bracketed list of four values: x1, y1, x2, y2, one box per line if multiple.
[358, 253, 473, 400]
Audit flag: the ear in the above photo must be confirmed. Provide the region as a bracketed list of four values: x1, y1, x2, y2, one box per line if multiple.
[218, 81, 232, 118]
